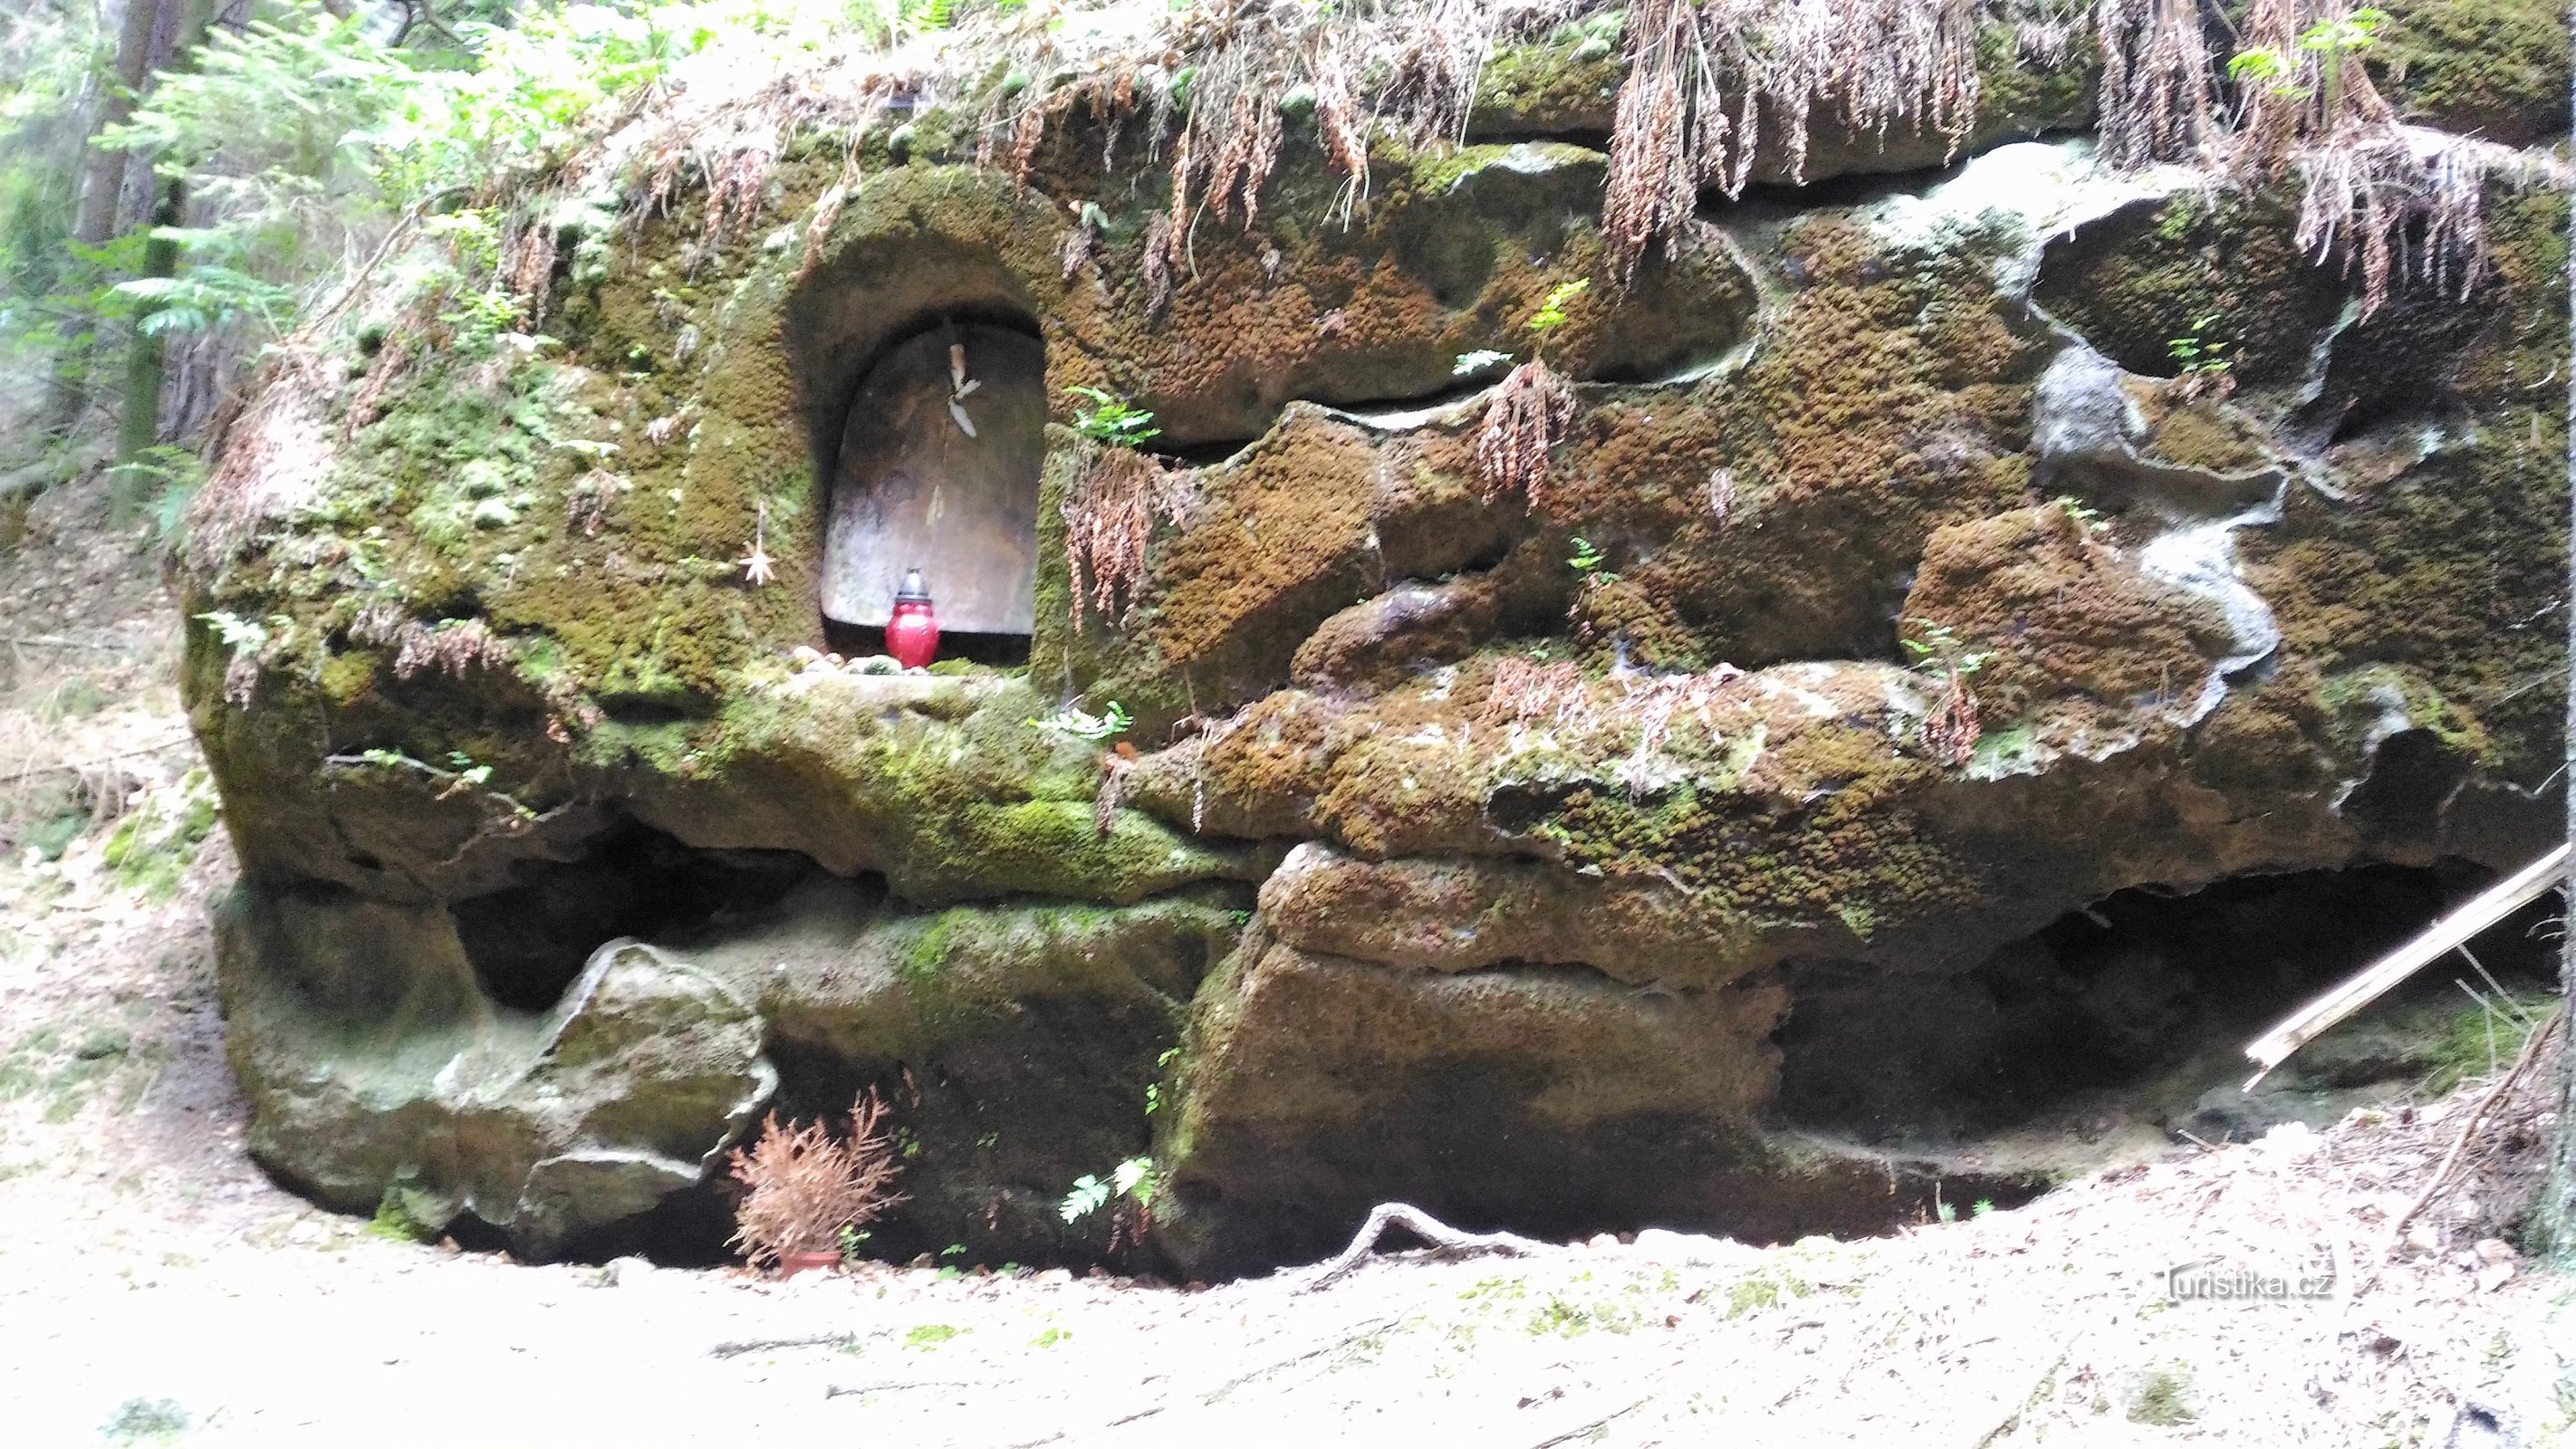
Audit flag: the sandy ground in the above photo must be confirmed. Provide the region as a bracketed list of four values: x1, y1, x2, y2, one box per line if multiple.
[7, 475, 2576, 1448]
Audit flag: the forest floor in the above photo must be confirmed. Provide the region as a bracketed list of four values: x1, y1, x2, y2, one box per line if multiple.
[6, 473, 2576, 1447]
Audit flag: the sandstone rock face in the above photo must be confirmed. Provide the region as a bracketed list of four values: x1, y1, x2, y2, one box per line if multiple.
[185, 14, 2567, 1274]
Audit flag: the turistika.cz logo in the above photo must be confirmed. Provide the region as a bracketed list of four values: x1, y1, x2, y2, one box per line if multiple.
[2163, 1257, 2336, 1301]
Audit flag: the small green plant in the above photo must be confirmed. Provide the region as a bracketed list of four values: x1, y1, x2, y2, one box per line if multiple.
[838, 1223, 873, 1255]
[1064, 387, 1161, 447]
[2055, 495, 2110, 536]
[1725, 1271, 1812, 1319]
[1060, 1156, 1157, 1221]
[1027, 699, 1132, 743]
[1144, 1045, 1179, 1115]
[1059, 1154, 1159, 1255]
[904, 1322, 964, 1348]
[2230, 9, 2389, 107]
[2166, 314, 2232, 378]
[195, 609, 270, 659]
[1904, 619, 1991, 769]
[1566, 536, 1620, 584]
[1973, 1199, 1996, 1218]
[102, 771, 221, 900]
[1527, 276, 1590, 334]
[366, 1184, 444, 1244]
[1031, 1326, 1072, 1348]
[2127, 1365, 2197, 1425]
[101, 1396, 188, 1445]
[1900, 620, 1992, 680]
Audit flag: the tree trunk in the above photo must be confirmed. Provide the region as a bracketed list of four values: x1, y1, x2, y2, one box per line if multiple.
[2544, 52, 2576, 1269]
[40, 0, 165, 443]
[108, 0, 216, 530]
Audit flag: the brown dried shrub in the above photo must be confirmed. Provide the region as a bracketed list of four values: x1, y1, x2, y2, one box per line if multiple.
[726, 1089, 908, 1270]
[1474, 359, 1577, 511]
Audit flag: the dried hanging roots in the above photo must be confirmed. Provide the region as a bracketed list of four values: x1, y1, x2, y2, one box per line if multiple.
[1475, 359, 1577, 511]
[1603, 0, 1980, 283]
[726, 1089, 908, 1270]
[1065, 446, 1190, 627]
[2093, 0, 2563, 319]
[1919, 667, 1982, 768]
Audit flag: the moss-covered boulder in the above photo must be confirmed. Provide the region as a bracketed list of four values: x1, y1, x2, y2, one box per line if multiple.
[184, 5, 2566, 1278]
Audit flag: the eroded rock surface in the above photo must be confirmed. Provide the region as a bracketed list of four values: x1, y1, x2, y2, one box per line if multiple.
[186, 11, 2569, 1274]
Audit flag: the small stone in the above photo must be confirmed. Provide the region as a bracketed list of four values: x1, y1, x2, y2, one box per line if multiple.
[1588, 1233, 1620, 1250]
[1035, 1268, 1073, 1285]
[825, 653, 845, 667]
[597, 1254, 654, 1287]
[790, 645, 822, 666]
[2475, 1238, 2518, 1265]
[2405, 1223, 2442, 1254]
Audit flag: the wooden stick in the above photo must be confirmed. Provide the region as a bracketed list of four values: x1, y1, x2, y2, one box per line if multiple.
[2243, 843, 2568, 1089]
[1300, 1203, 1554, 1291]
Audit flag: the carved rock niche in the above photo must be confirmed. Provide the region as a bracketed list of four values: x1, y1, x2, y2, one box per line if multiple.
[822, 322, 1045, 637]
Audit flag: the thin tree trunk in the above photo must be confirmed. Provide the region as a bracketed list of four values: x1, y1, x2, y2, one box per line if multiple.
[41, 0, 165, 443]
[109, 0, 215, 529]
[2545, 49, 2576, 1268]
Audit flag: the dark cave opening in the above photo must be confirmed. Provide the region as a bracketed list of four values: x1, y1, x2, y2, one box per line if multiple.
[450, 824, 817, 1012]
[1774, 860, 2560, 1153]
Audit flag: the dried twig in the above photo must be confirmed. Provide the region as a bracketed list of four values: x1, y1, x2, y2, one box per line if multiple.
[2387, 1004, 2563, 1248]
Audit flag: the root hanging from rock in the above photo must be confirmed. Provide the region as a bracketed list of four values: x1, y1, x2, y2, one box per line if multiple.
[1300, 1203, 1556, 1292]
[1065, 446, 1190, 628]
[1602, 0, 1982, 283]
[1920, 669, 1982, 768]
[2093, 0, 2217, 169]
[1474, 359, 1576, 512]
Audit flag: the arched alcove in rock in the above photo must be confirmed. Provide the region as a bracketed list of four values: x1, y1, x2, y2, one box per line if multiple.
[822, 321, 1046, 644]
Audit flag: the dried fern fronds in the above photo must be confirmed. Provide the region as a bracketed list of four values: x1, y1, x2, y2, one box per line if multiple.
[1475, 359, 1577, 511]
[2292, 129, 2562, 321]
[1603, 0, 1745, 286]
[386, 619, 514, 682]
[1604, 0, 1982, 283]
[726, 1089, 908, 1270]
[1065, 446, 1190, 628]
[2094, 0, 2217, 169]
[1484, 657, 1596, 733]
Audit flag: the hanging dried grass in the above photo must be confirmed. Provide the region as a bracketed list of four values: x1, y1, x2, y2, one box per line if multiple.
[2195, 0, 2562, 320]
[387, 619, 515, 682]
[1061, 201, 1101, 281]
[1065, 446, 1189, 628]
[2094, 0, 2217, 169]
[726, 1089, 908, 1270]
[1603, 0, 1981, 284]
[1093, 749, 1138, 836]
[1475, 359, 1578, 511]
